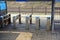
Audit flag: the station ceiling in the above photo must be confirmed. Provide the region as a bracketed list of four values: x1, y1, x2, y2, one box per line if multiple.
[5, 0, 52, 1]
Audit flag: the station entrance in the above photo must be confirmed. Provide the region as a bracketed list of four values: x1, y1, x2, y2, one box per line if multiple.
[7, 1, 52, 31]
[1, 0, 60, 32]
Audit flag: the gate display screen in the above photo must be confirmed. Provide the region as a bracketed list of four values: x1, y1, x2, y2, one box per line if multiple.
[0, 1, 6, 10]
[0, 1, 7, 16]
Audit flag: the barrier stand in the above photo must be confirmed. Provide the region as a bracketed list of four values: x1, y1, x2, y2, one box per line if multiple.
[30, 14, 32, 24]
[46, 17, 51, 31]
[26, 16, 30, 30]
[35, 17, 40, 30]
[19, 14, 21, 24]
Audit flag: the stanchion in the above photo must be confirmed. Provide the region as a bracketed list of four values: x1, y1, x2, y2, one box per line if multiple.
[26, 16, 30, 30]
[35, 17, 40, 30]
[46, 17, 51, 31]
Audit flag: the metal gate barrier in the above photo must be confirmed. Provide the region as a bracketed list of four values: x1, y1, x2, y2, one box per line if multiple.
[46, 17, 51, 31]
[13, 14, 21, 28]
[13, 14, 51, 30]
[25, 16, 30, 30]
[0, 14, 11, 27]
[35, 17, 40, 30]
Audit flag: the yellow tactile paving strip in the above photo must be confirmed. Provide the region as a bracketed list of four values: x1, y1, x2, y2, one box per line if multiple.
[16, 32, 32, 40]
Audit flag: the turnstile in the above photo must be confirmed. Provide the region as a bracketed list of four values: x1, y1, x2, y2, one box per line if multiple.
[0, 14, 11, 27]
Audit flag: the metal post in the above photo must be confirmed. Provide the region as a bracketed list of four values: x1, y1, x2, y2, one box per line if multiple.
[0, 16, 3, 27]
[5, 0, 7, 14]
[35, 17, 40, 30]
[8, 14, 11, 24]
[26, 17, 30, 30]
[0, 6, 1, 16]
[30, 14, 32, 24]
[51, 0, 55, 32]
[32, 6, 33, 14]
[2, 17, 4, 27]
[47, 17, 51, 31]
[19, 14, 21, 24]
[45, 7, 47, 15]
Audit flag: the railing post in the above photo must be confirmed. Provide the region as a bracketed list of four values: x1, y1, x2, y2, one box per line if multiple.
[35, 17, 40, 30]
[45, 7, 47, 15]
[19, 14, 21, 24]
[47, 17, 51, 31]
[26, 16, 30, 30]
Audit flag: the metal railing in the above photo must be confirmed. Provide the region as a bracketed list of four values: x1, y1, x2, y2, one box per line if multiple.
[8, 7, 60, 15]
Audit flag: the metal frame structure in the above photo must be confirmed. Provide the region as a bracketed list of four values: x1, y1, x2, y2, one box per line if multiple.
[5, 0, 7, 14]
[51, 0, 55, 32]
[0, 0, 11, 28]
[1, 0, 55, 31]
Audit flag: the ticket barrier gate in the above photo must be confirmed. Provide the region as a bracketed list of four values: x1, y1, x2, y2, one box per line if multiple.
[25, 16, 30, 30]
[13, 14, 32, 29]
[46, 17, 51, 31]
[13, 14, 51, 31]
[26, 17, 40, 30]
[25, 16, 51, 30]
[13, 14, 21, 28]
[0, 14, 11, 27]
[35, 17, 40, 30]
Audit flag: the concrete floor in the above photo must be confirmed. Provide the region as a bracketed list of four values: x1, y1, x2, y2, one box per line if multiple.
[0, 23, 60, 40]
[0, 14, 60, 40]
